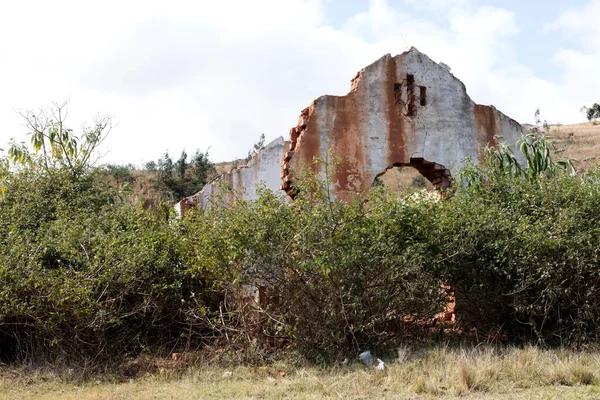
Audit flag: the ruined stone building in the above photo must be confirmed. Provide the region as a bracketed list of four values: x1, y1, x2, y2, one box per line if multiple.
[177, 47, 524, 213]
[177, 137, 288, 214]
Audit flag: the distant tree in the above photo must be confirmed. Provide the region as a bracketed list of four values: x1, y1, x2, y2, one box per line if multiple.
[150, 149, 214, 201]
[156, 152, 176, 199]
[581, 104, 600, 122]
[176, 150, 188, 180]
[103, 164, 134, 184]
[190, 149, 213, 186]
[529, 108, 550, 135]
[145, 160, 157, 171]
[410, 174, 428, 189]
[157, 152, 174, 181]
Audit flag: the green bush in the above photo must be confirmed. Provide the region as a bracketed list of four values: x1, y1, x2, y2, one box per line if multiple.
[437, 158, 600, 344]
[410, 174, 428, 189]
[0, 165, 213, 365]
[181, 169, 446, 362]
[4, 129, 600, 368]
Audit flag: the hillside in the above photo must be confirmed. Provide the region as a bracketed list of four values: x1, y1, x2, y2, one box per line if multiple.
[213, 158, 246, 176]
[548, 122, 600, 170]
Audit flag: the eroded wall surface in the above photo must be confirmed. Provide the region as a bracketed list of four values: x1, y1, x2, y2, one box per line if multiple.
[176, 137, 287, 214]
[179, 47, 525, 213]
[281, 47, 525, 200]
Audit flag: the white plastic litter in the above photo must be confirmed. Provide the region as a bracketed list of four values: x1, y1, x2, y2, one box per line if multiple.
[374, 358, 385, 371]
[222, 371, 233, 378]
[359, 351, 373, 366]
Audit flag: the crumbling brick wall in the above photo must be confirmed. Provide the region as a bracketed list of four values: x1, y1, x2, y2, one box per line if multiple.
[178, 47, 524, 213]
[280, 47, 524, 200]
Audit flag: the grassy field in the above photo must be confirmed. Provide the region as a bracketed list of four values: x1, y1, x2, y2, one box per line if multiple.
[548, 122, 600, 172]
[3, 346, 600, 399]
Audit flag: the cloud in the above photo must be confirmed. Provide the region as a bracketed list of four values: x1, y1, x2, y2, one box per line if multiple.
[402, 0, 473, 10]
[545, 0, 600, 118]
[546, 0, 600, 44]
[0, 0, 594, 167]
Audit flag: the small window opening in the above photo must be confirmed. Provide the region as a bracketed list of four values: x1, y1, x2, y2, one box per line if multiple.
[406, 74, 417, 117]
[419, 86, 427, 106]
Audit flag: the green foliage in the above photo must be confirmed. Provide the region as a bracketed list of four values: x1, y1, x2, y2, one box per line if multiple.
[437, 128, 598, 344]
[410, 174, 428, 189]
[372, 175, 384, 187]
[181, 161, 445, 362]
[0, 165, 216, 365]
[519, 133, 577, 178]
[438, 164, 600, 344]
[581, 103, 600, 122]
[4, 108, 600, 367]
[0, 153, 8, 201]
[8, 102, 111, 177]
[0, 107, 214, 363]
[144, 160, 157, 172]
[485, 132, 577, 181]
[102, 164, 135, 184]
[150, 149, 215, 201]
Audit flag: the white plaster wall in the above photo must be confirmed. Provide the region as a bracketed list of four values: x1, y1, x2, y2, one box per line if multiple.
[179, 47, 526, 213]
[397, 49, 524, 171]
[178, 136, 287, 211]
[289, 47, 525, 195]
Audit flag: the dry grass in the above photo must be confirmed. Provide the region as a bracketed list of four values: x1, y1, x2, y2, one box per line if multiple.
[545, 122, 600, 172]
[4, 346, 600, 399]
[379, 166, 434, 193]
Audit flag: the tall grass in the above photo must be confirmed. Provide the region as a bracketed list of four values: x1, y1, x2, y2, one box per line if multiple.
[2, 346, 599, 399]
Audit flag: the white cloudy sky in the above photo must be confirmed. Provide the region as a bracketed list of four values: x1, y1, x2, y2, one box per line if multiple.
[0, 0, 598, 165]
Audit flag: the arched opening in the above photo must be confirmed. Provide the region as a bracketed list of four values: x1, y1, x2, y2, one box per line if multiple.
[372, 158, 451, 194]
[373, 165, 432, 193]
[372, 158, 454, 323]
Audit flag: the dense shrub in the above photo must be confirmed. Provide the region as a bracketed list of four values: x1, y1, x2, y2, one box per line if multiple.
[181, 172, 446, 362]
[0, 166, 213, 365]
[4, 132, 600, 367]
[437, 162, 600, 345]
[150, 149, 215, 201]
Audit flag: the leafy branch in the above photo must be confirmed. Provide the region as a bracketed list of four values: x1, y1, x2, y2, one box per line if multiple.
[9, 101, 112, 176]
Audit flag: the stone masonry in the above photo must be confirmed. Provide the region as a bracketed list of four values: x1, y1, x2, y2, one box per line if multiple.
[178, 47, 524, 213]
